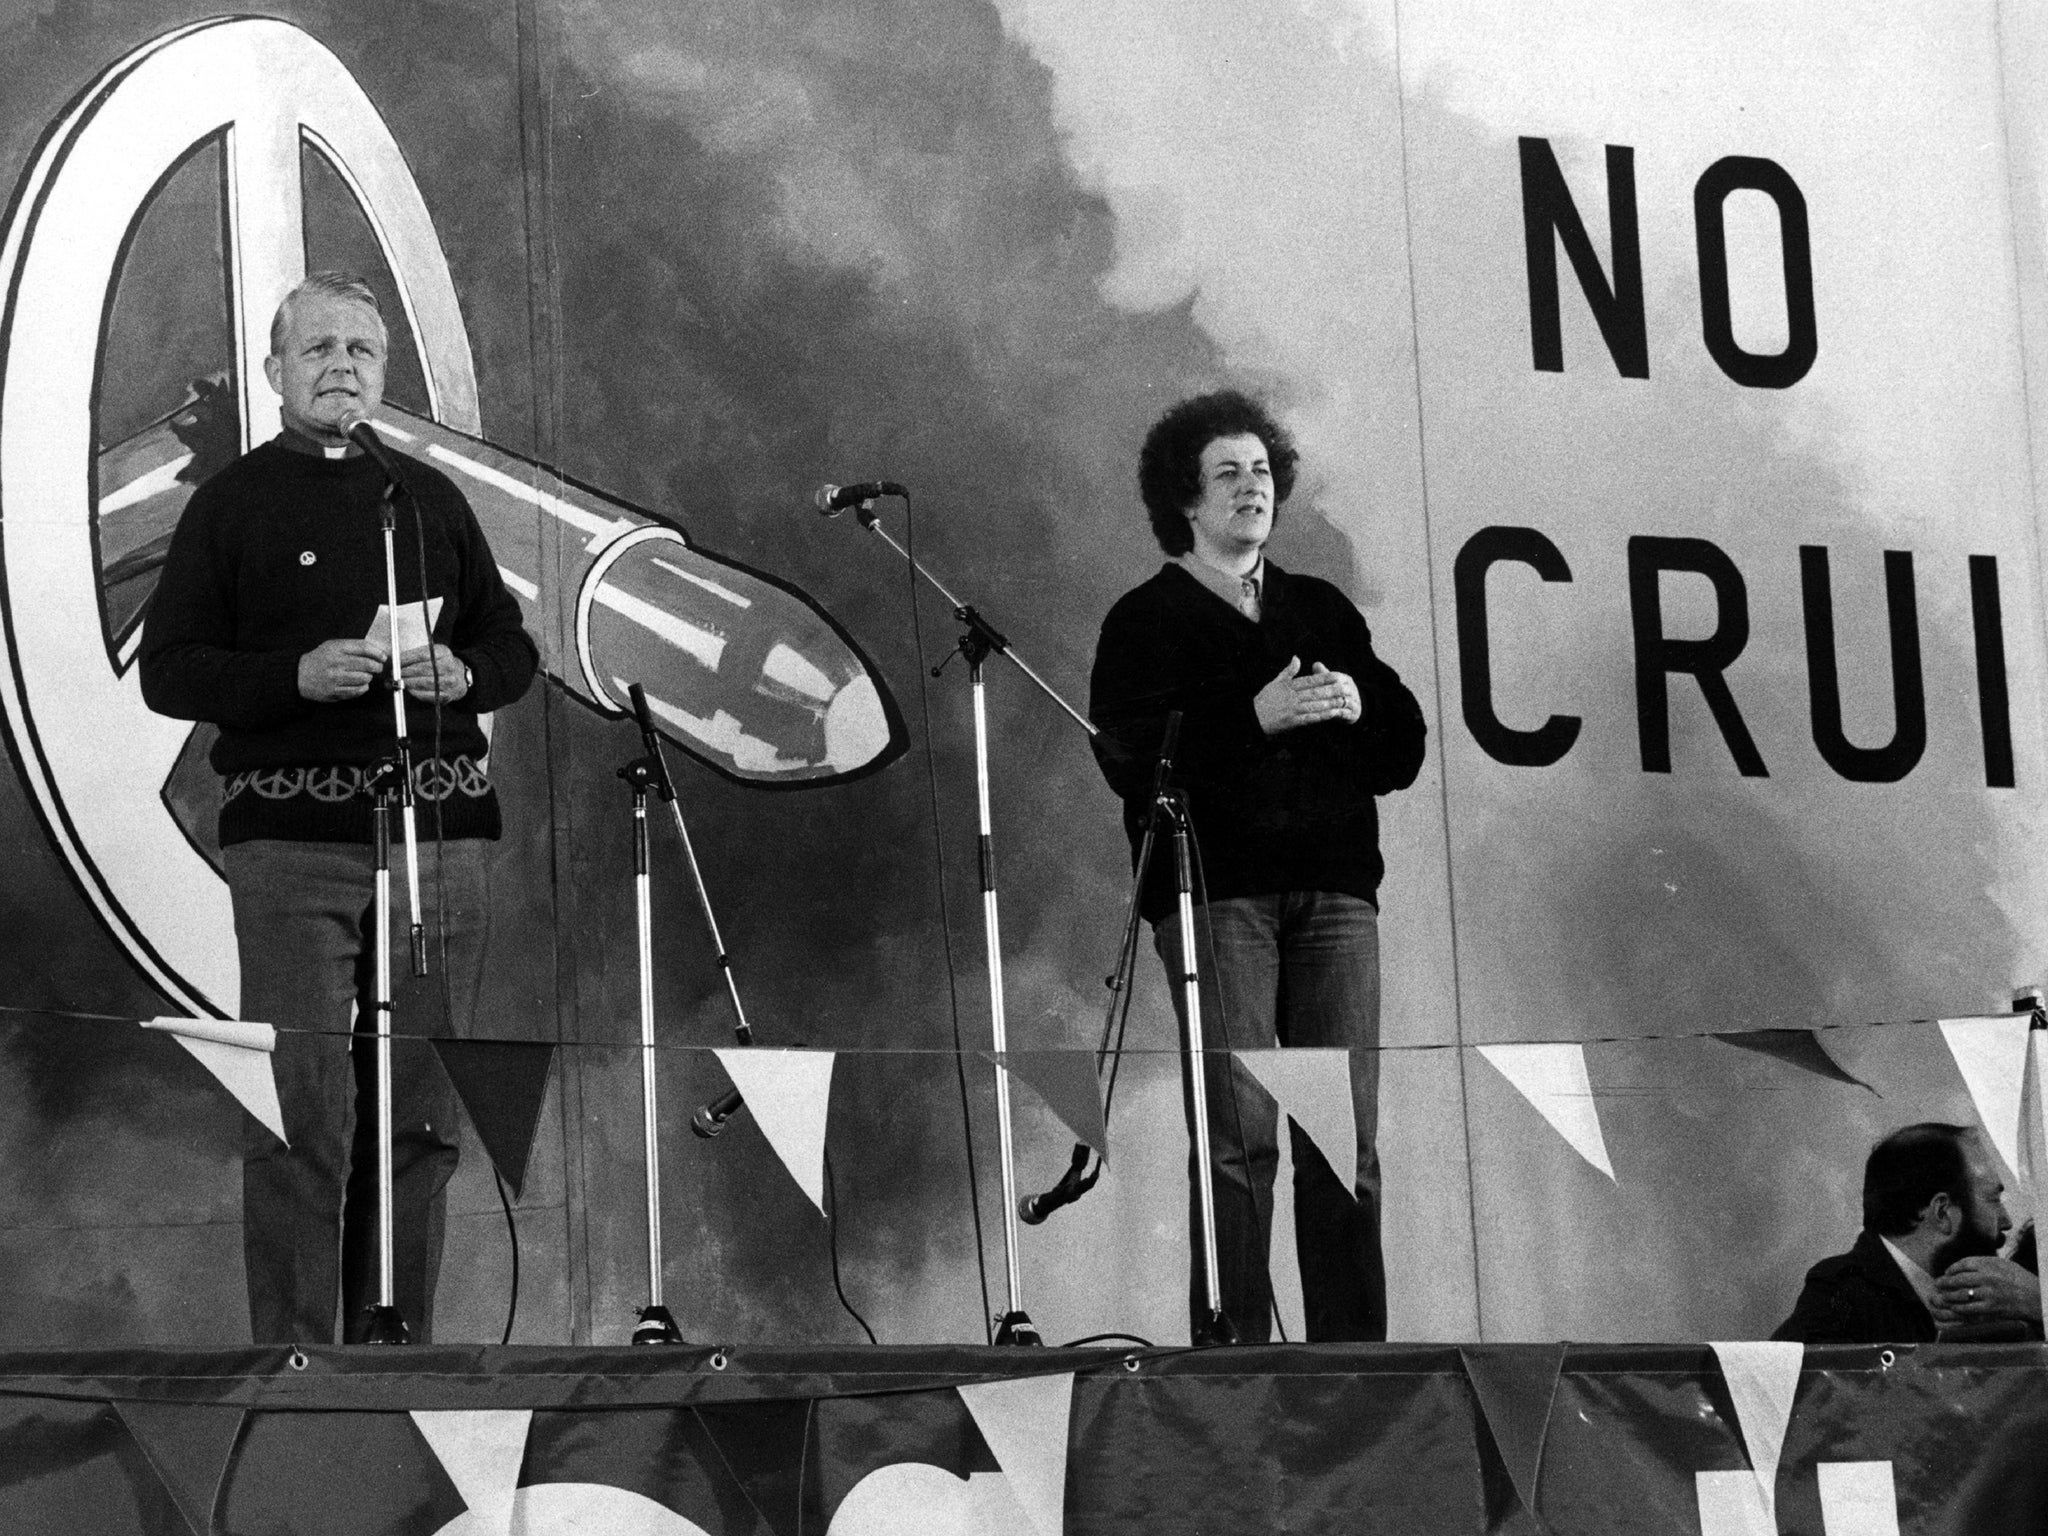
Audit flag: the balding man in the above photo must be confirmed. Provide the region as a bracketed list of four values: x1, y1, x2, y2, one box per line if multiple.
[141, 271, 537, 1344]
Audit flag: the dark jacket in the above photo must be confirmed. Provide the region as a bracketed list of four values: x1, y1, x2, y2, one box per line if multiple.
[1089, 560, 1426, 923]
[1771, 1230, 1935, 1344]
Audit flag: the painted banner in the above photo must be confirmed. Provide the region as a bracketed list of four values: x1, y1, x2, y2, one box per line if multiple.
[3, 0, 2048, 1351]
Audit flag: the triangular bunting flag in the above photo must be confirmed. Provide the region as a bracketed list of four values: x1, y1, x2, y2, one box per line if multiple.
[1234, 1048, 1356, 1192]
[694, 1400, 813, 1536]
[1938, 1017, 2031, 1181]
[985, 1051, 1108, 1156]
[2026, 1033, 2048, 1342]
[958, 1373, 1074, 1536]
[1475, 1044, 1614, 1182]
[430, 1040, 557, 1198]
[1710, 1341, 1803, 1524]
[1459, 1344, 1563, 1522]
[1713, 1029, 1874, 1094]
[113, 1401, 245, 1536]
[715, 1048, 835, 1215]
[411, 1410, 532, 1536]
[142, 1017, 286, 1145]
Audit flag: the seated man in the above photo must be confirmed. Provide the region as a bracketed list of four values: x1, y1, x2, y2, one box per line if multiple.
[1773, 1122, 2039, 1343]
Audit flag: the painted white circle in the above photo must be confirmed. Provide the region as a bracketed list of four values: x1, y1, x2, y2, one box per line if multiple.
[827, 1464, 1035, 1536]
[428, 1482, 716, 1535]
[574, 523, 688, 714]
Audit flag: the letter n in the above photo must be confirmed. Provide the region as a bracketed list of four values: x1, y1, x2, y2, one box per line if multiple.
[1520, 137, 1649, 378]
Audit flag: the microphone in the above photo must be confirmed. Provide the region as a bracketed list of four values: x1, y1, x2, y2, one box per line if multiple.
[691, 1085, 744, 1139]
[812, 480, 907, 516]
[343, 414, 406, 487]
[625, 683, 676, 802]
[1018, 1142, 1101, 1225]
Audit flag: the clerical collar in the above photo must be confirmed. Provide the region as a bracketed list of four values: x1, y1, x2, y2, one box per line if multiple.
[1175, 552, 1264, 616]
[278, 424, 360, 460]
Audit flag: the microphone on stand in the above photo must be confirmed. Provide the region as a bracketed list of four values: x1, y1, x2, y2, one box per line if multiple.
[342, 414, 407, 488]
[813, 480, 907, 516]
[1018, 1142, 1101, 1224]
[692, 1029, 809, 1137]
[692, 1086, 744, 1139]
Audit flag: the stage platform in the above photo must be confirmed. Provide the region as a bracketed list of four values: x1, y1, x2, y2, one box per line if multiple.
[0, 1341, 2040, 1533]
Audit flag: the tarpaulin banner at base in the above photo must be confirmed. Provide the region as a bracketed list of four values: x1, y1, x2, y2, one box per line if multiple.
[0, 1344, 2038, 1534]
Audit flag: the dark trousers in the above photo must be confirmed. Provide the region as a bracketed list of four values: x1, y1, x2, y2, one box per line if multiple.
[1153, 891, 1385, 1343]
[224, 837, 491, 1344]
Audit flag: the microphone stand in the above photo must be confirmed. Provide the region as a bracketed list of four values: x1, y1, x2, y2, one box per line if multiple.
[373, 475, 429, 979]
[361, 461, 428, 1348]
[1019, 714, 1180, 1229]
[616, 682, 755, 1345]
[1163, 785, 1235, 1346]
[1014, 712, 1233, 1344]
[360, 758, 409, 1345]
[843, 499, 1095, 1347]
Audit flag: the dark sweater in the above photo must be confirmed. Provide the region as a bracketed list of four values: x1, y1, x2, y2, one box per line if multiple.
[139, 436, 538, 844]
[1089, 561, 1427, 922]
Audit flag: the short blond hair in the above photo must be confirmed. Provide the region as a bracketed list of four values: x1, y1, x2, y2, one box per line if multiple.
[269, 271, 383, 356]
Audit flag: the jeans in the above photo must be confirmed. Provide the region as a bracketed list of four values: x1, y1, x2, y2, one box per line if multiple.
[1153, 891, 1385, 1342]
[224, 837, 492, 1344]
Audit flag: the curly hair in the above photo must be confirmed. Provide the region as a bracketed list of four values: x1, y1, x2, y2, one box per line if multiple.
[1137, 390, 1299, 556]
[269, 271, 384, 357]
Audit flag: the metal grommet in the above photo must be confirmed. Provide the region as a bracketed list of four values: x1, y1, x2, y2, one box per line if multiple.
[1878, 1349, 1896, 1371]
[1123, 1353, 1142, 1373]
[709, 1349, 729, 1372]
[287, 1348, 309, 1371]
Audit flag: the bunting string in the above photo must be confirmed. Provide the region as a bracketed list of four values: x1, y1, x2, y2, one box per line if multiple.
[3, 1000, 2036, 1223]
[0, 998, 2031, 1057]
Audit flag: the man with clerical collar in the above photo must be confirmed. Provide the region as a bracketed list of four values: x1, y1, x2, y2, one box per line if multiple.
[141, 270, 537, 1343]
[1088, 389, 1427, 1342]
[1774, 1122, 2041, 1343]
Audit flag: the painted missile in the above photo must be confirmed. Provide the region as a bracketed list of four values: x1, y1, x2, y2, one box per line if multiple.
[94, 386, 906, 787]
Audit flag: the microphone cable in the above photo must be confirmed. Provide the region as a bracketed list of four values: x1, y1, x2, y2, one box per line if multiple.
[901, 487, 995, 1344]
[824, 1149, 878, 1343]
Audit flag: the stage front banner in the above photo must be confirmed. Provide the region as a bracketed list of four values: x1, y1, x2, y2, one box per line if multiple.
[0, 1343, 2040, 1534]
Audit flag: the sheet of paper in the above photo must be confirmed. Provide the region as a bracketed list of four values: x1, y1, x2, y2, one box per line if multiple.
[365, 596, 443, 655]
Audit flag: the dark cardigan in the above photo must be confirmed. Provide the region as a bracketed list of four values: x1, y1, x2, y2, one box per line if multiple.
[1089, 560, 1426, 922]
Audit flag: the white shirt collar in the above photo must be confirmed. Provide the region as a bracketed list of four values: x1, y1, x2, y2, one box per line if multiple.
[1175, 552, 1264, 615]
[1878, 1234, 1940, 1314]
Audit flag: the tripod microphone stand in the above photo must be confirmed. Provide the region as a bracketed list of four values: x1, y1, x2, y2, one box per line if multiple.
[840, 496, 1094, 1346]
[615, 682, 757, 1345]
[1015, 711, 1235, 1343]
